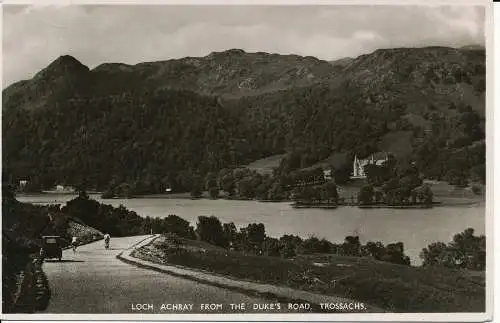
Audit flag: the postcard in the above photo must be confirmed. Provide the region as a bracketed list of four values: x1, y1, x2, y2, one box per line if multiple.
[1, 0, 493, 321]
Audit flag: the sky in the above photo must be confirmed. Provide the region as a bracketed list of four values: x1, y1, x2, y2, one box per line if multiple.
[2, 4, 486, 86]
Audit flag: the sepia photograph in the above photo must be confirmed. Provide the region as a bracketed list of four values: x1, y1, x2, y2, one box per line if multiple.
[1, 0, 492, 321]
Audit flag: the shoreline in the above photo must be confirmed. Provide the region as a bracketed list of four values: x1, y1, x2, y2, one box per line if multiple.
[18, 192, 485, 208]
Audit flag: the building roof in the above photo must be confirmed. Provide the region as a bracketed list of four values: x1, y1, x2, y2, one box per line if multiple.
[359, 151, 389, 161]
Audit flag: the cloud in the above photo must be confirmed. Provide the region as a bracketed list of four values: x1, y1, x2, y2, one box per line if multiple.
[2, 5, 486, 87]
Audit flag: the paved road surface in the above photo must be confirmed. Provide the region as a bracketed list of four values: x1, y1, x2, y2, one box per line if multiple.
[43, 236, 277, 313]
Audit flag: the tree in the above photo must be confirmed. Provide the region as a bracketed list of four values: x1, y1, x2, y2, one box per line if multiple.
[220, 172, 236, 196]
[301, 236, 331, 254]
[333, 166, 351, 185]
[222, 222, 238, 245]
[195, 216, 227, 247]
[365, 164, 383, 185]
[162, 214, 196, 239]
[449, 228, 486, 270]
[420, 228, 485, 270]
[358, 185, 374, 205]
[245, 223, 266, 250]
[278, 234, 302, 258]
[321, 182, 338, 204]
[190, 181, 203, 198]
[262, 237, 281, 257]
[203, 171, 220, 199]
[208, 187, 219, 199]
[364, 241, 386, 260]
[420, 242, 457, 268]
[342, 236, 361, 256]
[115, 182, 133, 198]
[382, 242, 411, 266]
[267, 182, 284, 201]
[415, 184, 433, 205]
[237, 176, 255, 198]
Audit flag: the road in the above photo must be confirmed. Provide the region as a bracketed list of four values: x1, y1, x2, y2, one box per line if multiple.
[43, 235, 278, 313]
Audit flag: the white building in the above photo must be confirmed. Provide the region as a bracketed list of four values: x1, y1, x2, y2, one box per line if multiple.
[323, 169, 333, 181]
[351, 153, 389, 179]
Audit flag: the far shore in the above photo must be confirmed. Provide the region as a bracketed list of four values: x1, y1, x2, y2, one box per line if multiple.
[111, 192, 486, 208]
[17, 190, 485, 208]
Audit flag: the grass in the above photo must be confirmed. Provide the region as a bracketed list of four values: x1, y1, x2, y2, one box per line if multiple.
[244, 154, 286, 175]
[424, 180, 485, 205]
[134, 236, 485, 313]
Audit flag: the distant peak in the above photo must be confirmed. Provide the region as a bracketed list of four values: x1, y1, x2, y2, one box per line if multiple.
[34, 54, 89, 80]
[51, 55, 86, 67]
[207, 48, 247, 57]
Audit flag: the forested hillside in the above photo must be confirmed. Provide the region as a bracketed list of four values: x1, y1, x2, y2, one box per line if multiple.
[2, 46, 485, 194]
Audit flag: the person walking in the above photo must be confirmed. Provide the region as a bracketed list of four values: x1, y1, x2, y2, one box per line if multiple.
[104, 233, 110, 249]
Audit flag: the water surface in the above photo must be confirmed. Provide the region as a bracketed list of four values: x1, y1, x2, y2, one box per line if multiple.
[17, 194, 485, 266]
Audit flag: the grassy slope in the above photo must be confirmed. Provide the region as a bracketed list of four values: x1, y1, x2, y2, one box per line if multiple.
[244, 154, 286, 175]
[134, 236, 485, 313]
[67, 221, 104, 245]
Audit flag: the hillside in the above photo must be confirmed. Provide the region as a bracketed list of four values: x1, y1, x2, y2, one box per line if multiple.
[134, 234, 485, 313]
[2, 46, 485, 193]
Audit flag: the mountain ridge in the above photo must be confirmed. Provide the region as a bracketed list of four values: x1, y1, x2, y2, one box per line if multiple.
[2, 45, 486, 192]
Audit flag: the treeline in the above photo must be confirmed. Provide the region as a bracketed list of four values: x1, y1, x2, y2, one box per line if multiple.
[420, 228, 485, 271]
[191, 215, 411, 266]
[357, 156, 434, 206]
[186, 165, 340, 204]
[160, 213, 486, 272]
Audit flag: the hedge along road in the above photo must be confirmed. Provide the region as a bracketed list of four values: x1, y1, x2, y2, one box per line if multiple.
[42, 235, 281, 314]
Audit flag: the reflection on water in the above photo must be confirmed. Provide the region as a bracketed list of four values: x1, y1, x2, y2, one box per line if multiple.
[17, 193, 485, 266]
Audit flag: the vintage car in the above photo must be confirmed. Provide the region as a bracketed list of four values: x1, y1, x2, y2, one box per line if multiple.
[40, 235, 63, 261]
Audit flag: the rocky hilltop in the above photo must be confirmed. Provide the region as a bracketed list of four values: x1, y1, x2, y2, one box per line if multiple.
[4, 49, 340, 112]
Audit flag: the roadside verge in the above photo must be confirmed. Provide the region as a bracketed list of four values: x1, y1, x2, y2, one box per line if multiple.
[116, 235, 386, 313]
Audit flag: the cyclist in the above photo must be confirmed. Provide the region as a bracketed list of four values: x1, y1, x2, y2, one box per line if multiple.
[71, 236, 78, 252]
[104, 233, 110, 249]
